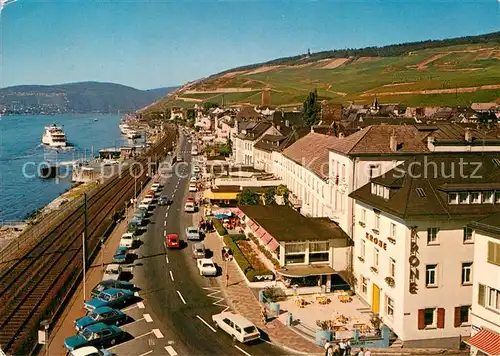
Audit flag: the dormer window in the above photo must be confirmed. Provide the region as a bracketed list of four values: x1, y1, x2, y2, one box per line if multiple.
[458, 192, 469, 204]
[371, 183, 389, 200]
[483, 191, 494, 204]
[470, 192, 481, 204]
[448, 192, 458, 204]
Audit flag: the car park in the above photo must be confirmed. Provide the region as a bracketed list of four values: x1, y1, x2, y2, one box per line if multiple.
[135, 209, 147, 219]
[197, 258, 217, 276]
[75, 306, 127, 331]
[68, 346, 112, 356]
[158, 194, 173, 205]
[137, 203, 149, 212]
[166, 234, 180, 249]
[192, 242, 206, 259]
[112, 247, 129, 264]
[142, 196, 153, 205]
[85, 288, 136, 311]
[119, 232, 135, 249]
[64, 322, 124, 351]
[102, 264, 122, 281]
[189, 183, 197, 192]
[212, 312, 260, 343]
[91, 280, 134, 299]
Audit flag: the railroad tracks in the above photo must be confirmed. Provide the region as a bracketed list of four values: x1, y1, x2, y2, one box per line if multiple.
[0, 128, 177, 354]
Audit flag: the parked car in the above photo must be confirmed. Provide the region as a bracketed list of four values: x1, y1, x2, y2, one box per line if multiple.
[158, 194, 173, 206]
[85, 288, 136, 311]
[166, 234, 181, 249]
[192, 242, 206, 259]
[176, 155, 183, 162]
[102, 264, 122, 281]
[192, 166, 200, 173]
[91, 280, 134, 299]
[189, 183, 197, 192]
[142, 196, 153, 205]
[151, 183, 161, 192]
[135, 209, 147, 219]
[185, 226, 200, 240]
[64, 323, 124, 351]
[75, 306, 127, 331]
[68, 346, 112, 356]
[184, 200, 195, 213]
[119, 233, 135, 249]
[197, 258, 217, 276]
[112, 247, 129, 264]
[212, 312, 260, 343]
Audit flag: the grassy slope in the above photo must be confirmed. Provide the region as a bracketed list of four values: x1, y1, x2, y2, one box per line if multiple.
[148, 42, 500, 112]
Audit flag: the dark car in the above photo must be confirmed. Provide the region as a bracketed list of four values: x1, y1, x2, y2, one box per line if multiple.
[85, 288, 135, 312]
[158, 195, 173, 206]
[75, 307, 127, 332]
[64, 323, 124, 351]
[91, 280, 134, 299]
[112, 247, 129, 264]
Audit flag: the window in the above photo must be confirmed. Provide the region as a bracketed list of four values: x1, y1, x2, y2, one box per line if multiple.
[284, 242, 306, 264]
[488, 241, 500, 266]
[285, 242, 306, 254]
[360, 240, 366, 259]
[487, 287, 500, 310]
[463, 228, 473, 243]
[426, 265, 437, 287]
[371, 183, 377, 195]
[495, 191, 500, 204]
[373, 248, 379, 267]
[361, 209, 367, 223]
[470, 192, 481, 204]
[461, 262, 473, 285]
[361, 276, 368, 295]
[458, 192, 469, 204]
[483, 191, 494, 203]
[386, 296, 394, 317]
[390, 258, 396, 278]
[374, 215, 380, 231]
[342, 164, 346, 181]
[424, 308, 436, 327]
[309, 241, 330, 263]
[448, 192, 458, 204]
[457, 305, 470, 325]
[427, 228, 439, 244]
[285, 254, 306, 264]
[390, 223, 397, 238]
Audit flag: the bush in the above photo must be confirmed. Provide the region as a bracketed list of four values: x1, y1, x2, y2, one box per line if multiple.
[224, 235, 251, 273]
[248, 233, 258, 244]
[262, 286, 285, 302]
[229, 234, 247, 241]
[213, 219, 227, 236]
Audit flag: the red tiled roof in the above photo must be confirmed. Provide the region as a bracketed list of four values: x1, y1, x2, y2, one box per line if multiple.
[465, 328, 500, 355]
[282, 132, 338, 179]
[328, 125, 429, 155]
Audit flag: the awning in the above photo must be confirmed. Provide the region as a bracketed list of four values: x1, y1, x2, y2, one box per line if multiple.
[464, 328, 500, 355]
[277, 265, 337, 278]
[266, 238, 280, 253]
[261, 232, 273, 245]
[248, 220, 256, 230]
[204, 191, 238, 200]
[256, 227, 266, 238]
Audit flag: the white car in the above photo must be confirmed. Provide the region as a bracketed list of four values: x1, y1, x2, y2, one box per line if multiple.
[189, 183, 197, 192]
[190, 176, 198, 183]
[192, 166, 200, 173]
[102, 264, 122, 281]
[119, 232, 135, 248]
[197, 258, 217, 276]
[151, 183, 161, 192]
[212, 312, 261, 343]
[69, 346, 112, 356]
[142, 196, 153, 204]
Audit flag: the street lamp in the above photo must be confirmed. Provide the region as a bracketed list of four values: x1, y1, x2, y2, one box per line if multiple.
[100, 238, 105, 272]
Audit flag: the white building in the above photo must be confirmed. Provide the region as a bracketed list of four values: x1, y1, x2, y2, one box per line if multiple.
[234, 121, 276, 165]
[349, 154, 500, 348]
[465, 212, 500, 355]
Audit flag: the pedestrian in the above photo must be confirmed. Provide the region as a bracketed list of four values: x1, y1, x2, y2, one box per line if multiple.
[357, 348, 364, 356]
[333, 343, 341, 356]
[324, 341, 332, 356]
[345, 340, 351, 356]
[339, 340, 346, 356]
[261, 307, 268, 325]
[326, 346, 334, 356]
[364, 349, 371, 356]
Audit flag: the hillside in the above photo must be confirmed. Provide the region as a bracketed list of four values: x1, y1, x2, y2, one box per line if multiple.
[0, 82, 177, 115]
[147, 32, 500, 111]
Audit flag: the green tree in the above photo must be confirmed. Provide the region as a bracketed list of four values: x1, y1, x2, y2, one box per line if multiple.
[303, 89, 321, 127]
[276, 184, 289, 204]
[478, 112, 498, 124]
[203, 101, 219, 113]
[187, 109, 195, 121]
[264, 187, 276, 205]
[237, 189, 260, 205]
[218, 139, 233, 157]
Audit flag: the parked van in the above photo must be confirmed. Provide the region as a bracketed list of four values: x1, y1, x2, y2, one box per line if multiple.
[212, 312, 260, 343]
[184, 200, 195, 213]
[192, 242, 206, 259]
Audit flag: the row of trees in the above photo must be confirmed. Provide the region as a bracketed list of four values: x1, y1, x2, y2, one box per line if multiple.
[236, 185, 289, 206]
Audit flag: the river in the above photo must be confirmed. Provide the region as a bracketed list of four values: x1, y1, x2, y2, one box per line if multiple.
[0, 114, 134, 222]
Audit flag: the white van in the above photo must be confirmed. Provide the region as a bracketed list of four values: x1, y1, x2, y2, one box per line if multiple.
[212, 312, 260, 343]
[184, 201, 195, 213]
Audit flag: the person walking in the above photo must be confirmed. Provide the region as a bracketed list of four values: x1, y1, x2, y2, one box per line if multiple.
[345, 340, 352, 356]
[326, 346, 335, 356]
[339, 340, 346, 356]
[364, 349, 371, 356]
[357, 347, 365, 356]
[324, 341, 332, 356]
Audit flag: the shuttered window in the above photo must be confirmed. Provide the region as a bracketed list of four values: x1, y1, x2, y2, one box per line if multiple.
[454, 306, 470, 327]
[478, 284, 486, 306]
[487, 241, 500, 266]
[417, 309, 425, 330]
[437, 308, 445, 329]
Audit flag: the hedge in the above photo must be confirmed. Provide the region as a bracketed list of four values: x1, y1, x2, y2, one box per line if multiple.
[223, 235, 251, 273]
[213, 219, 227, 236]
[228, 234, 247, 241]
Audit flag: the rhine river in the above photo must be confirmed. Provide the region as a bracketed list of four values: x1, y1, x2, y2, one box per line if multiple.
[0, 114, 129, 222]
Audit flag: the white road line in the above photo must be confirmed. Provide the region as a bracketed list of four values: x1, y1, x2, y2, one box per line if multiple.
[138, 351, 153, 356]
[164, 220, 167, 227]
[153, 329, 164, 339]
[143, 313, 153, 323]
[165, 255, 169, 263]
[176, 290, 187, 304]
[137, 301, 145, 309]
[122, 304, 139, 312]
[169, 270, 175, 281]
[164, 346, 178, 356]
[196, 315, 217, 333]
[165, 212, 168, 217]
[163, 240, 166, 248]
[125, 317, 145, 326]
[107, 331, 153, 350]
[134, 291, 140, 297]
[234, 345, 252, 356]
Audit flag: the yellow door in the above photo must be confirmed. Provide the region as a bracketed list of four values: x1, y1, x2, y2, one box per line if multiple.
[372, 283, 380, 313]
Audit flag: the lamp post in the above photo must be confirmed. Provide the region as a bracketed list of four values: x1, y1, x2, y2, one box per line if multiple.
[100, 238, 105, 272]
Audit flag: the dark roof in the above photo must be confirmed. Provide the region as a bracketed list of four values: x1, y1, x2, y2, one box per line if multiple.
[349, 154, 500, 221]
[235, 107, 262, 121]
[211, 186, 273, 193]
[342, 117, 417, 131]
[237, 121, 272, 141]
[239, 205, 349, 244]
[424, 123, 500, 145]
[253, 127, 310, 153]
[469, 212, 500, 236]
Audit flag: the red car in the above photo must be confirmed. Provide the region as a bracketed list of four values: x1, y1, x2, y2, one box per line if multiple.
[166, 234, 180, 248]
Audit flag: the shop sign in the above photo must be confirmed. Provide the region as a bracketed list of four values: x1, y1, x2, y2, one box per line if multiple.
[365, 232, 387, 250]
[409, 227, 420, 294]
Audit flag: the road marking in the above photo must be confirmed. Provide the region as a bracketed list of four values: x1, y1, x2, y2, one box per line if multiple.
[163, 240, 166, 248]
[165, 212, 168, 217]
[153, 329, 164, 339]
[137, 301, 145, 309]
[165, 255, 169, 263]
[144, 313, 153, 323]
[234, 345, 252, 356]
[164, 220, 167, 227]
[138, 351, 153, 356]
[176, 290, 187, 304]
[125, 317, 145, 326]
[107, 330, 153, 350]
[134, 291, 140, 297]
[122, 304, 139, 312]
[169, 270, 175, 281]
[196, 315, 217, 333]
[164, 346, 178, 356]
[203, 287, 230, 312]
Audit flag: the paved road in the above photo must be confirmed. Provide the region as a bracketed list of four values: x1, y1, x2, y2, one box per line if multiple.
[116, 131, 287, 356]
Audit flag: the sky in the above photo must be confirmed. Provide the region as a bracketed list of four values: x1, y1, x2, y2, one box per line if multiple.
[0, 0, 499, 90]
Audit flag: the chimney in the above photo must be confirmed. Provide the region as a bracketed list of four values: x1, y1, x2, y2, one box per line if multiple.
[285, 120, 290, 127]
[310, 126, 315, 133]
[389, 131, 397, 151]
[465, 128, 473, 143]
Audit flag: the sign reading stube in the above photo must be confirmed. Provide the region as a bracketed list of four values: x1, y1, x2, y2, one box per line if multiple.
[365, 232, 387, 250]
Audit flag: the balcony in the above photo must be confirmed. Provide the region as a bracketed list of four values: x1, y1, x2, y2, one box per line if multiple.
[289, 194, 302, 208]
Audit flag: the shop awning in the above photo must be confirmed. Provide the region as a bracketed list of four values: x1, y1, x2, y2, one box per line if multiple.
[266, 238, 280, 253]
[204, 191, 239, 200]
[464, 328, 500, 356]
[261, 232, 273, 245]
[277, 265, 336, 278]
[256, 227, 266, 238]
[231, 208, 244, 218]
[248, 220, 256, 230]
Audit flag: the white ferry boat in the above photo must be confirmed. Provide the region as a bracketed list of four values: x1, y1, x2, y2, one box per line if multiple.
[119, 123, 132, 135]
[127, 130, 141, 139]
[42, 124, 67, 147]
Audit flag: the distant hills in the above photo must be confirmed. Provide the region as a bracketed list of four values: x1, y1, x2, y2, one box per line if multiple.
[0, 82, 178, 115]
[146, 31, 500, 112]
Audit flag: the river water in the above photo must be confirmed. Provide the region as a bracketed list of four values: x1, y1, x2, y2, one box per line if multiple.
[0, 114, 132, 222]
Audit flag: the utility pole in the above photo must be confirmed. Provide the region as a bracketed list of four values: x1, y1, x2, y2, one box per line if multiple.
[83, 192, 88, 300]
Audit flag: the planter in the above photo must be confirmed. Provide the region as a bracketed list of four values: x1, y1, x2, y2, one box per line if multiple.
[388, 237, 396, 245]
[370, 266, 378, 273]
[358, 256, 365, 262]
[358, 221, 366, 228]
[385, 276, 395, 288]
[315, 328, 333, 346]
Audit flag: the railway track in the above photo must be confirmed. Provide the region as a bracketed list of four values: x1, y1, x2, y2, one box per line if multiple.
[0, 128, 177, 354]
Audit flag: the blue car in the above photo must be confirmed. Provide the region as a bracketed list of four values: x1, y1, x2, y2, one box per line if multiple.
[64, 322, 124, 351]
[113, 247, 129, 264]
[75, 306, 127, 331]
[85, 288, 135, 311]
[91, 280, 134, 299]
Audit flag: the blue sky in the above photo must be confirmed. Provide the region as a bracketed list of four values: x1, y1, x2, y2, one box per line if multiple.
[1, 0, 499, 90]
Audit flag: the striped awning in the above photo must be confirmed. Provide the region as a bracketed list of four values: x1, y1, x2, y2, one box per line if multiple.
[261, 232, 273, 245]
[256, 227, 266, 238]
[232, 208, 244, 218]
[248, 220, 256, 230]
[465, 328, 500, 356]
[266, 238, 280, 253]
